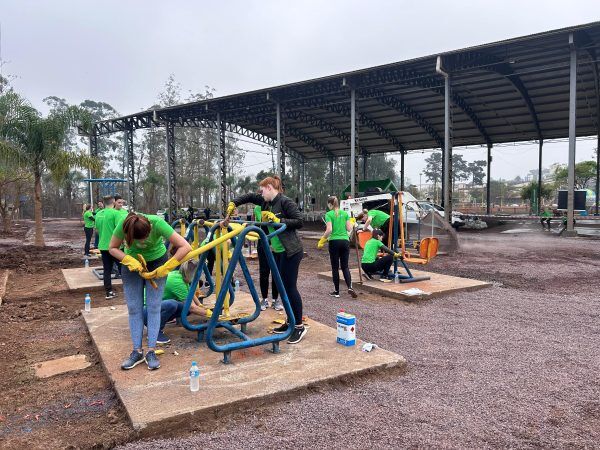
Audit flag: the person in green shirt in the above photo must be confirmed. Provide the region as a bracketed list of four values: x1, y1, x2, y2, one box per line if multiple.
[96, 195, 120, 299]
[357, 208, 391, 245]
[82, 204, 95, 257]
[254, 204, 282, 311]
[317, 196, 357, 298]
[360, 229, 400, 280]
[540, 207, 552, 230]
[92, 200, 104, 249]
[109, 212, 192, 371]
[142, 259, 211, 344]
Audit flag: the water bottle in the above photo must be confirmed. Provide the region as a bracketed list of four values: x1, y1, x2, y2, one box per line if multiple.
[234, 279, 240, 293]
[394, 273, 400, 284]
[84, 258, 89, 268]
[189, 361, 200, 392]
[84, 294, 91, 312]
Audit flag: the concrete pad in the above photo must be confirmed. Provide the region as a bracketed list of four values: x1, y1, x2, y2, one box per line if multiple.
[62, 266, 122, 291]
[319, 268, 491, 301]
[83, 292, 405, 435]
[34, 354, 91, 378]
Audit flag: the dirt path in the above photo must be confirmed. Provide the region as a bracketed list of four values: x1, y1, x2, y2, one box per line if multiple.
[1, 220, 599, 449]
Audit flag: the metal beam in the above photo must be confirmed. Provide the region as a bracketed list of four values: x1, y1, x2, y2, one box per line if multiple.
[437, 56, 453, 223]
[276, 103, 283, 176]
[125, 129, 135, 211]
[217, 113, 227, 216]
[350, 89, 358, 198]
[486, 144, 492, 215]
[400, 151, 405, 191]
[566, 33, 577, 235]
[165, 122, 177, 221]
[537, 140, 543, 214]
[329, 156, 334, 195]
[301, 157, 306, 211]
[88, 135, 98, 205]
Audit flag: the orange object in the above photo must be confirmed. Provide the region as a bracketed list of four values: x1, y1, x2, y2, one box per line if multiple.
[357, 230, 372, 249]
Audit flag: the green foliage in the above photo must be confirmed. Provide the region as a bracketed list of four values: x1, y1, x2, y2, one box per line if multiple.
[553, 160, 597, 189]
[520, 181, 553, 201]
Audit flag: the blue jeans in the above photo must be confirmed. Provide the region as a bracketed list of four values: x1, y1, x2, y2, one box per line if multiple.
[121, 254, 167, 350]
[143, 299, 184, 332]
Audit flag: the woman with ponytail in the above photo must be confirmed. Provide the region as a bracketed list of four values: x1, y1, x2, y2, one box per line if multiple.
[109, 212, 191, 370]
[317, 196, 356, 298]
[226, 175, 307, 344]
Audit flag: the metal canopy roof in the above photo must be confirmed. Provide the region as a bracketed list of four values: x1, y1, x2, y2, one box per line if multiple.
[92, 21, 600, 160]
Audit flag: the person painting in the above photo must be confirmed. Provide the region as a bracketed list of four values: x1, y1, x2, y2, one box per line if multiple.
[226, 175, 306, 344]
[361, 229, 400, 280]
[83, 204, 95, 257]
[109, 212, 192, 370]
[95, 195, 119, 299]
[253, 203, 282, 311]
[143, 259, 212, 344]
[540, 207, 552, 230]
[317, 196, 357, 298]
[357, 208, 391, 245]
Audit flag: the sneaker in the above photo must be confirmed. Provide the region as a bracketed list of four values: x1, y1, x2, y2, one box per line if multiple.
[272, 298, 284, 311]
[348, 288, 357, 298]
[145, 350, 161, 370]
[287, 326, 307, 344]
[329, 291, 340, 298]
[260, 298, 269, 311]
[272, 322, 289, 334]
[156, 331, 171, 345]
[121, 350, 145, 370]
[105, 291, 117, 299]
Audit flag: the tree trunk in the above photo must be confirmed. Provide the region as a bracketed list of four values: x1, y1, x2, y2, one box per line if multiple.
[34, 170, 45, 246]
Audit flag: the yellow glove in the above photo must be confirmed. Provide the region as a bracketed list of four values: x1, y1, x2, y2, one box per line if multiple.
[393, 252, 402, 259]
[205, 308, 213, 319]
[349, 217, 356, 225]
[226, 202, 236, 217]
[317, 236, 328, 249]
[122, 255, 143, 273]
[261, 211, 280, 223]
[147, 256, 181, 279]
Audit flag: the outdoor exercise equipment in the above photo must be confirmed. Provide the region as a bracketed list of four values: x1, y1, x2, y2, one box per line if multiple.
[84, 178, 126, 200]
[146, 219, 295, 363]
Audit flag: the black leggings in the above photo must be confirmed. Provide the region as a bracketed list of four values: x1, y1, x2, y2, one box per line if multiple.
[362, 254, 394, 278]
[84, 227, 93, 255]
[100, 250, 117, 293]
[257, 245, 280, 300]
[279, 251, 303, 327]
[328, 239, 352, 292]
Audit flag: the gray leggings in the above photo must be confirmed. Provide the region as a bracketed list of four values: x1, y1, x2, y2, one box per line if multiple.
[121, 254, 167, 350]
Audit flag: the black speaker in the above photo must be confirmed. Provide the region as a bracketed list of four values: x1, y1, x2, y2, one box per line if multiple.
[557, 190, 586, 210]
[311, 197, 316, 204]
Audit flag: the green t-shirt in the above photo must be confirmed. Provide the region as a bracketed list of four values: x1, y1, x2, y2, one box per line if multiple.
[94, 208, 106, 232]
[113, 214, 174, 262]
[541, 210, 552, 218]
[257, 205, 284, 253]
[83, 210, 95, 228]
[368, 210, 390, 229]
[362, 238, 384, 264]
[163, 270, 189, 302]
[325, 209, 349, 241]
[253, 205, 262, 222]
[98, 208, 120, 251]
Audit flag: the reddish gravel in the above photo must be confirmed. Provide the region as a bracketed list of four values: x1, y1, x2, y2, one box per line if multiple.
[118, 229, 600, 449]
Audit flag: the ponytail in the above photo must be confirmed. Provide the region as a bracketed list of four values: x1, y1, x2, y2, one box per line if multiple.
[259, 175, 283, 193]
[122, 212, 151, 247]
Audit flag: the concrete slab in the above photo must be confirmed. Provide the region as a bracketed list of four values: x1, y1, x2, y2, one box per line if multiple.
[319, 268, 491, 301]
[84, 292, 405, 435]
[62, 266, 122, 291]
[34, 354, 91, 378]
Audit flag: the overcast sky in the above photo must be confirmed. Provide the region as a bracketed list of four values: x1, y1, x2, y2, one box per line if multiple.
[1, 0, 598, 184]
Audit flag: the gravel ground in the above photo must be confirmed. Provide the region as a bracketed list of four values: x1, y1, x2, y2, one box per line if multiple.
[117, 230, 600, 449]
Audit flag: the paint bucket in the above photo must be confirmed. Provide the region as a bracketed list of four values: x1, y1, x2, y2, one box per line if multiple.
[357, 231, 372, 249]
[336, 310, 356, 346]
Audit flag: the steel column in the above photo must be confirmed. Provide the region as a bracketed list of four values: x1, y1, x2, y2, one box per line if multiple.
[537, 140, 543, 214]
[329, 156, 334, 195]
[566, 34, 577, 235]
[165, 122, 177, 221]
[400, 151, 405, 191]
[443, 75, 453, 222]
[125, 129, 135, 211]
[88, 134, 98, 204]
[362, 151, 368, 180]
[217, 113, 227, 216]
[596, 132, 599, 215]
[301, 157, 306, 211]
[276, 103, 285, 177]
[486, 144, 492, 215]
[350, 89, 359, 197]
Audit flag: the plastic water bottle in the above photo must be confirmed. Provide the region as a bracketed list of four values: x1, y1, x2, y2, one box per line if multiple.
[234, 279, 240, 293]
[394, 273, 400, 284]
[189, 361, 200, 392]
[84, 258, 89, 268]
[84, 294, 91, 312]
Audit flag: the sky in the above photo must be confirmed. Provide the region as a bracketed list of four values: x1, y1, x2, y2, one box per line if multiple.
[1, 0, 599, 184]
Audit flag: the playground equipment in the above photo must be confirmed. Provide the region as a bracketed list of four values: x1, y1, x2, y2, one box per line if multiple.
[150, 219, 295, 364]
[84, 178, 126, 203]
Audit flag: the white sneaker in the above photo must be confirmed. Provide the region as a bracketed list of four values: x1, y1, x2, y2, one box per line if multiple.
[272, 298, 284, 311]
[260, 298, 269, 311]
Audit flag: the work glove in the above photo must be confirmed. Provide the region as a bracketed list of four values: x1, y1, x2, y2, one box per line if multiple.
[205, 308, 213, 319]
[349, 217, 356, 225]
[317, 236, 328, 249]
[393, 252, 402, 260]
[226, 202, 236, 217]
[261, 211, 280, 223]
[122, 255, 143, 273]
[146, 256, 181, 279]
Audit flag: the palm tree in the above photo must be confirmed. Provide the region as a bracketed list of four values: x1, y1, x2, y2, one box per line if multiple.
[0, 91, 100, 245]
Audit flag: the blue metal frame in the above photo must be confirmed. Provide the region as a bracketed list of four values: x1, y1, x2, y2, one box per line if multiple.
[179, 220, 295, 363]
[84, 178, 126, 198]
